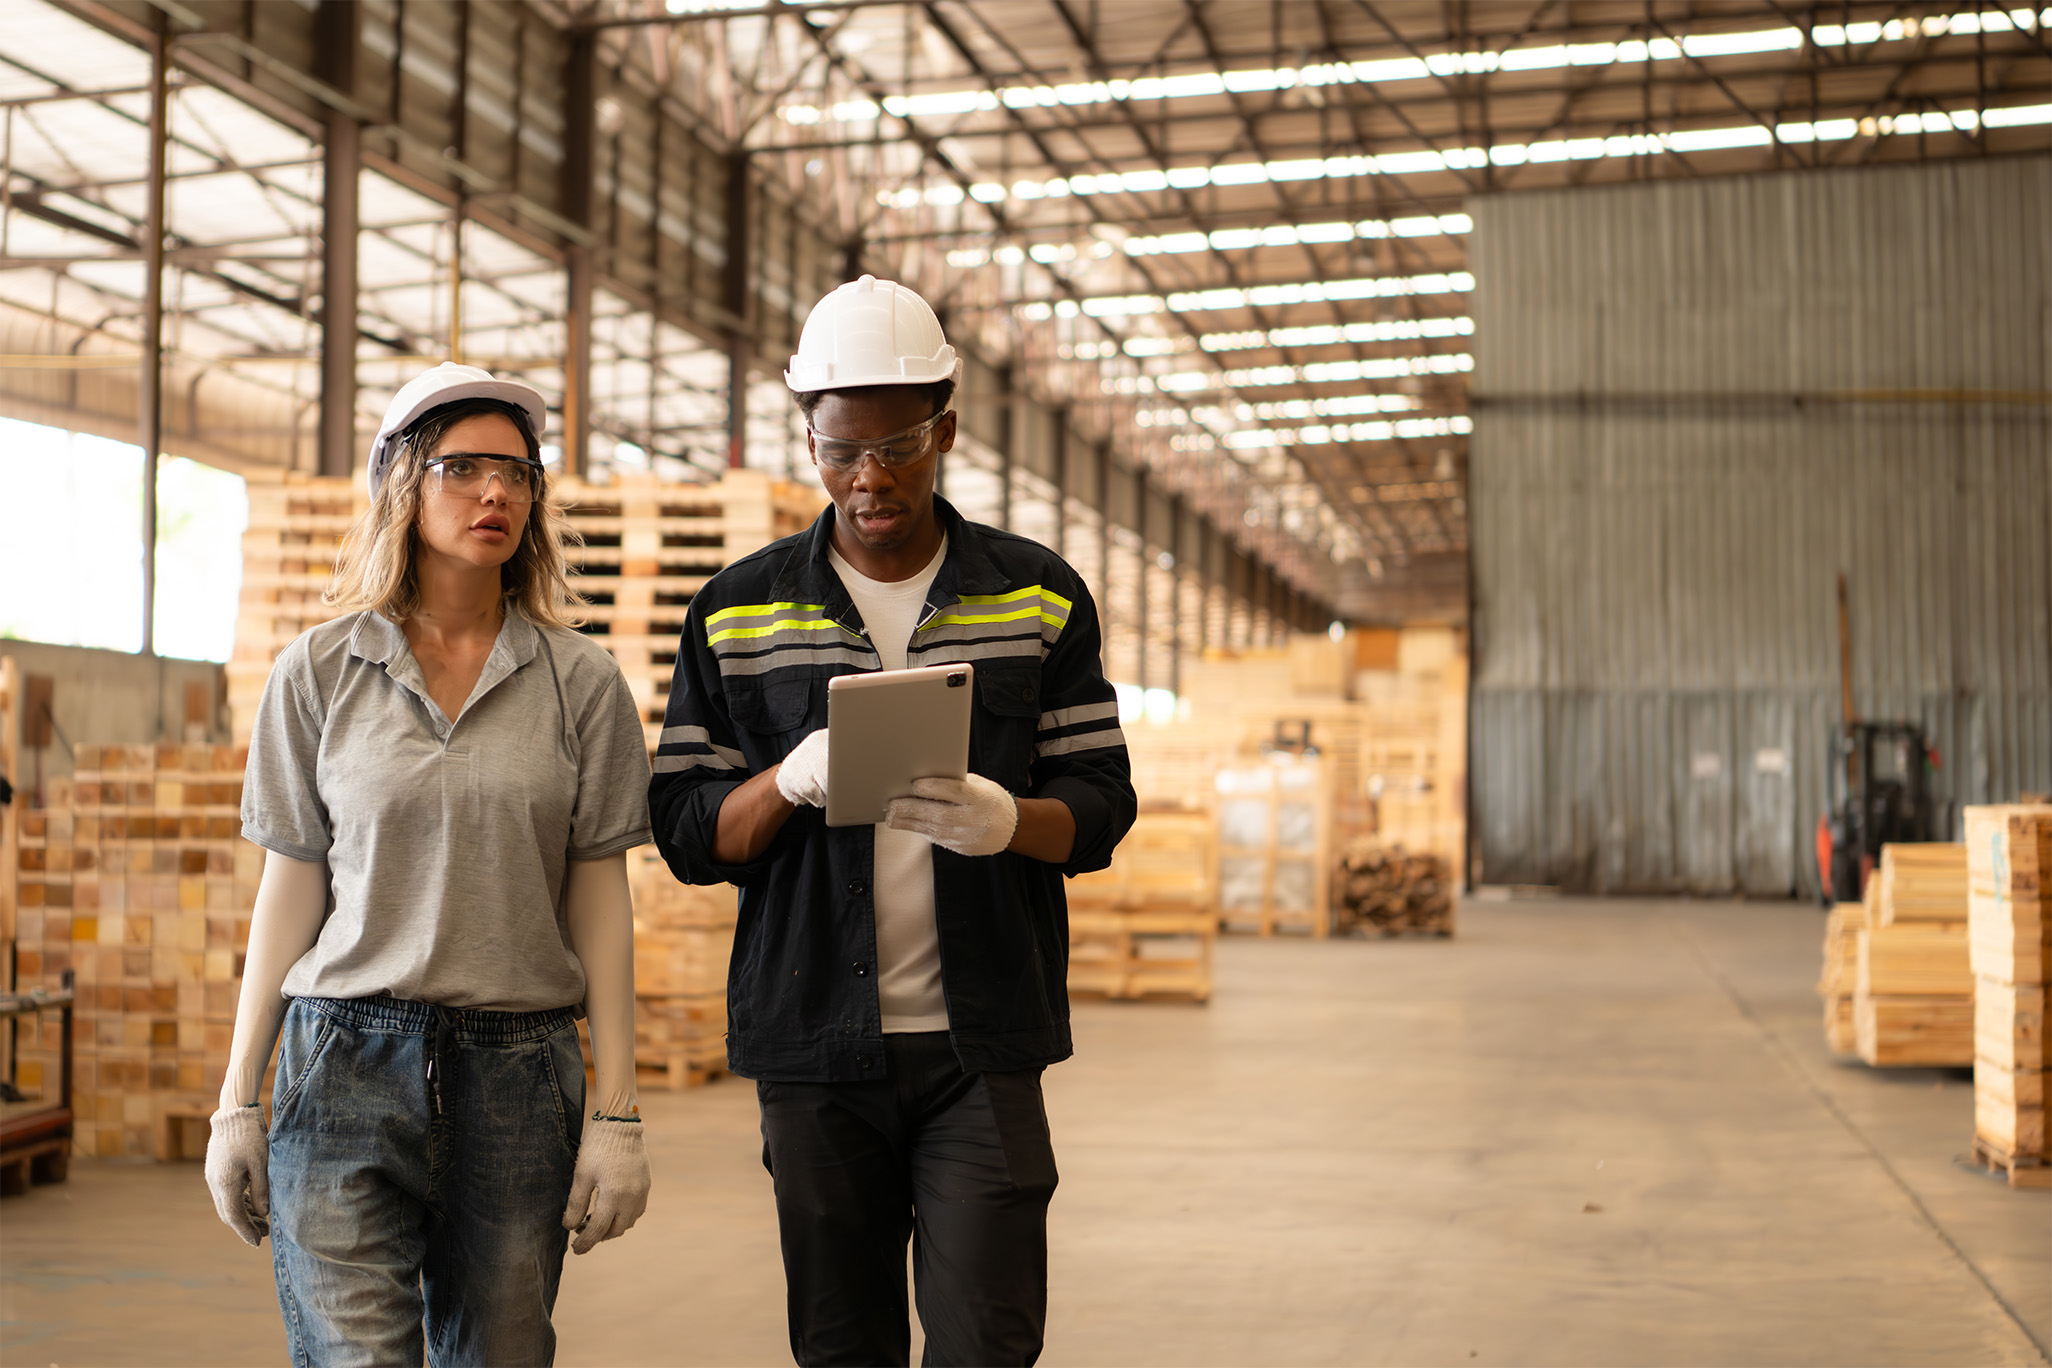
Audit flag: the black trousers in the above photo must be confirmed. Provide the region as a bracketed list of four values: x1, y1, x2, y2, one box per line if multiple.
[757, 1032, 1059, 1368]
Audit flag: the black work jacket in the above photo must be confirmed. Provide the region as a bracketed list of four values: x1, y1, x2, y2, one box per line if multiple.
[648, 497, 1135, 1081]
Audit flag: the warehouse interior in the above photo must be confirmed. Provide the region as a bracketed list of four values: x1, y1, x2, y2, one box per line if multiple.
[1, 0, 2048, 1364]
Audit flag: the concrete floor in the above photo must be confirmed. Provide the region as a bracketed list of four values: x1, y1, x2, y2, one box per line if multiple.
[3, 898, 2047, 1367]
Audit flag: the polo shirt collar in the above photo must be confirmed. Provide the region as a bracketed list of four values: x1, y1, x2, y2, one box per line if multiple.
[348, 602, 539, 728]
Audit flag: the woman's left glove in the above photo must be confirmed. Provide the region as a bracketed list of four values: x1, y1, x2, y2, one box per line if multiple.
[562, 1115, 650, 1254]
[886, 774, 1018, 856]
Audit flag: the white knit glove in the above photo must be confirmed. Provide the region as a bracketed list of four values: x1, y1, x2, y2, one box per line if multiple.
[562, 1116, 650, 1254]
[886, 775, 1019, 857]
[775, 729, 830, 808]
[206, 1104, 270, 1246]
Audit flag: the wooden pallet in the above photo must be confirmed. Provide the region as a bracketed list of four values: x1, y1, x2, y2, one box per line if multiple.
[1214, 756, 1330, 937]
[1068, 908, 1214, 1003]
[1965, 1136, 2052, 1189]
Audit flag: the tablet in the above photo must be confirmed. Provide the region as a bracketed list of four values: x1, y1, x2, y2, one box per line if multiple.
[825, 662, 975, 827]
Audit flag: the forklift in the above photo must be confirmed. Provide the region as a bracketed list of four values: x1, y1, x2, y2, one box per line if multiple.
[1815, 575, 1938, 904]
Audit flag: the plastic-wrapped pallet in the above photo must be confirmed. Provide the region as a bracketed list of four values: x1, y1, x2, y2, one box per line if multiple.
[1964, 804, 2051, 1187]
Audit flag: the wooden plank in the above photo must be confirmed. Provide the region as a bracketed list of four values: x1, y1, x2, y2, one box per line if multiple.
[1853, 994, 1974, 1067]
[1857, 920, 1970, 998]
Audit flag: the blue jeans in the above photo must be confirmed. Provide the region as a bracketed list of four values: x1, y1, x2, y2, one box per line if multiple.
[267, 995, 585, 1368]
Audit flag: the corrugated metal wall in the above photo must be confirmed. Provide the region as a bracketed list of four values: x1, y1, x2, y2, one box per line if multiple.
[1469, 156, 2052, 898]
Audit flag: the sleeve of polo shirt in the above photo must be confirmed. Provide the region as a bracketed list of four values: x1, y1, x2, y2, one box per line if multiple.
[1026, 569, 1137, 877]
[648, 593, 780, 888]
[240, 636, 332, 862]
[569, 670, 656, 860]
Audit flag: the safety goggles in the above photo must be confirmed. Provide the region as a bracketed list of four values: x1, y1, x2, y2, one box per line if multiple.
[806, 410, 949, 473]
[425, 454, 545, 504]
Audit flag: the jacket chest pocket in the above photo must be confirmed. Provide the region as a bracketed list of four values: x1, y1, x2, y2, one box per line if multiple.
[973, 662, 1043, 790]
[725, 677, 818, 753]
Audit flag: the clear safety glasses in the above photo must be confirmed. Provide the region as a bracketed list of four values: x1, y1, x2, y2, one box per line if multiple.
[807, 409, 949, 473]
[425, 454, 544, 504]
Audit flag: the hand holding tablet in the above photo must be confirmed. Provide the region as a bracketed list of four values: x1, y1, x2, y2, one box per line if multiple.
[825, 662, 977, 827]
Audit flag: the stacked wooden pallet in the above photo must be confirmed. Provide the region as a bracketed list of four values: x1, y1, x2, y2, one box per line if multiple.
[228, 473, 365, 741]
[1817, 900, 1865, 1057]
[10, 746, 260, 1159]
[1964, 804, 2051, 1187]
[229, 469, 825, 745]
[625, 844, 737, 1089]
[1854, 844, 1972, 1066]
[565, 470, 823, 746]
[1067, 810, 1215, 1002]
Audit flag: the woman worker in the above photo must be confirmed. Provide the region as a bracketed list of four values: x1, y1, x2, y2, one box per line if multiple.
[204, 364, 653, 1366]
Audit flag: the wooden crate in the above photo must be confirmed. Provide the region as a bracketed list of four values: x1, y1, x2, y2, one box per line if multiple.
[1857, 921, 1971, 998]
[1874, 843, 1968, 925]
[1963, 803, 2052, 1176]
[1214, 756, 1330, 937]
[1817, 901, 1864, 1057]
[1853, 994, 1974, 1067]
[11, 745, 259, 1158]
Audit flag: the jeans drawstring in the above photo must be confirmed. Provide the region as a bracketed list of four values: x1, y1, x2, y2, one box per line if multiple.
[427, 1007, 459, 1116]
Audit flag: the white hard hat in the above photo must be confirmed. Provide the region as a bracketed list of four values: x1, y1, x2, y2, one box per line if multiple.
[784, 275, 959, 394]
[366, 362, 550, 499]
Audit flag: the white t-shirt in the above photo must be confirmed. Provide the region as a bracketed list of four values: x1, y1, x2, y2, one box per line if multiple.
[827, 536, 950, 1032]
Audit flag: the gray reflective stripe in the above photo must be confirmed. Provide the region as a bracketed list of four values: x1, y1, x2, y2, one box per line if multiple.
[1035, 727, 1125, 759]
[908, 634, 1044, 663]
[1038, 701, 1119, 731]
[914, 620, 1060, 650]
[652, 752, 737, 774]
[717, 644, 875, 677]
[659, 725, 710, 745]
[710, 742, 744, 767]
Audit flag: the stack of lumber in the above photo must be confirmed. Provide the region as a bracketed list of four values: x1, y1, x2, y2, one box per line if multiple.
[625, 845, 737, 1089]
[1854, 844, 1972, 1066]
[1330, 839, 1455, 937]
[1817, 900, 1865, 1056]
[229, 470, 825, 746]
[1964, 804, 2051, 1187]
[1067, 810, 1214, 1002]
[11, 747, 261, 1159]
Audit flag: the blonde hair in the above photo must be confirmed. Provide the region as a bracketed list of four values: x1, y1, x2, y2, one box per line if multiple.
[324, 401, 586, 629]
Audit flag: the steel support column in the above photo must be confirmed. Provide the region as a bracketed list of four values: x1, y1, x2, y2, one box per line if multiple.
[1135, 466, 1148, 693]
[725, 156, 751, 469]
[137, 10, 169, 657]
[316, 0, 358, 480]
[559, 31, 596, 478]
[1049, 410, 1066, 560]
[997, 364, 1014, 532]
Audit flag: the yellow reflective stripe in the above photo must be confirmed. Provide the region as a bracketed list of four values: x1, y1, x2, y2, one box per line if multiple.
[955, 586, 1074, 613]
[708, 618, 843, 645]
[920, 606, 1064, 631]
[706, 600, 826, 627]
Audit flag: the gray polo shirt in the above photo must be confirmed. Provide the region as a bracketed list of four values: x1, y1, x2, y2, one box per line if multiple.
[242, 606, 652, 1012]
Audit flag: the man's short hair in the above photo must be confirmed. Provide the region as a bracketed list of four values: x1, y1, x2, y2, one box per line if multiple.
[795, 378, 956, 424]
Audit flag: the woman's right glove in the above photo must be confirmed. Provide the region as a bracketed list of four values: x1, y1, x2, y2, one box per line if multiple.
[774, 729, 830, 808]
[206, 1104, 271, 1246]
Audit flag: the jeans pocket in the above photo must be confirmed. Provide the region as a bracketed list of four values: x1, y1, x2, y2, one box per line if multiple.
[269, 1003, 339, 1128]
[539, 1024, 587, 1161]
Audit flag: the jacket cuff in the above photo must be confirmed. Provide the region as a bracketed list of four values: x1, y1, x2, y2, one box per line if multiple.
[1037, 776, 1115, 875]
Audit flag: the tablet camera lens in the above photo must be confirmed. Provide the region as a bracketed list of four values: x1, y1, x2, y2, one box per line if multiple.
[947, 672, 966, 687]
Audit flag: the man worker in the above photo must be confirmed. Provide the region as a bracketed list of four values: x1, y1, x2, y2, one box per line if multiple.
[649, 275, 1136, 1367]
